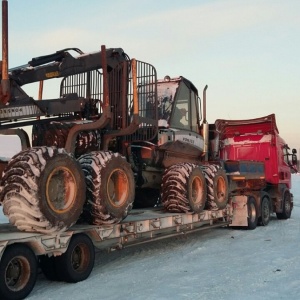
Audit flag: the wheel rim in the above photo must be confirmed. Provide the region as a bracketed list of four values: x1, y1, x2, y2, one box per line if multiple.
[71, 243, 90, 272]
[216, 176, 226, 204]
[46, 166, 77, 213]
[5, 256, 30, 292]
[191, 176, 204, 204]
[249, 203, 256, 222]
[107, 168, 129, 208]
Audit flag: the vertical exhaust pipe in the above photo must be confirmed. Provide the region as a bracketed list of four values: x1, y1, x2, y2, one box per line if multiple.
[1, 0, 10, 104]
[202, 84, 208, 123]
[202, 85, 209, 161]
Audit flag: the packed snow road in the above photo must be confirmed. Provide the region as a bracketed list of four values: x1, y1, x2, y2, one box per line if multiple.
[1, 175, 300, 300]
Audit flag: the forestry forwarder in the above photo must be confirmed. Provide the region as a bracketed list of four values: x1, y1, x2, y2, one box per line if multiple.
[0, 0, 297, 236]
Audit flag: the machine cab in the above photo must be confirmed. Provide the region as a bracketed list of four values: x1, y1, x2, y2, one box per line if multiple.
[157, 76, 204, 152]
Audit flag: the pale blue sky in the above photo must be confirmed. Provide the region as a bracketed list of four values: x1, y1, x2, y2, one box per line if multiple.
[3, 0, 300, 152]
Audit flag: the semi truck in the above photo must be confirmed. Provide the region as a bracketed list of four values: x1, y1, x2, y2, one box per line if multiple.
[0, 0, 298, 299]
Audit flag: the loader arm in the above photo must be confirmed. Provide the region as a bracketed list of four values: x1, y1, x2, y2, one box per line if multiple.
[10, 47, 127, 87]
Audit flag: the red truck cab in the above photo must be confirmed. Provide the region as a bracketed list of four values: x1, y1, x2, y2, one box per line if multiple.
[215, 114, 297, 188]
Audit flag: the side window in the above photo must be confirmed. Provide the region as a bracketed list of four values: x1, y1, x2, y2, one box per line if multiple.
[170, 84, 189, 130]
[191, 91, 199, 132]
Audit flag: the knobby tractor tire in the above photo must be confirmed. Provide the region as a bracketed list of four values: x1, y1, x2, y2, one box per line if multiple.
[78, 151, 135, 225]
[201, 164, 228, 210]
[0, 243, 38, 300]
[276, 190, 292, 220]
[0, 146, 86, 234]
[161, 163, 207, 213]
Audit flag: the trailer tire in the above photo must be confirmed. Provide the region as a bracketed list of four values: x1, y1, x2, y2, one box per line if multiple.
[0, 244, 37, 300]
[202, 164, 228, 210]
[78, 151, 134, 225]
[247, 197, 258, 230]
[276, 190, 292, 220]
[259, 197, 270, 226]
[1, 147, 86, 234]
[161, 163, 206, 213]
[55, 234, 95, 283]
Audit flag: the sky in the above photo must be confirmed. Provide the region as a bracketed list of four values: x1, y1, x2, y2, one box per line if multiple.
[2, 0, 300, 152]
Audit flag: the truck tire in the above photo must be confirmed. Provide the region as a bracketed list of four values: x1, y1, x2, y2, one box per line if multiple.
[55, 233, 95, 283]
[78, 151, 135, 225]
[276, 190, 292, 220]
[202, 164, 228, 210]
[0, 244, 37, 300]
[247, 196, 258, 230]
[161, 163, 206, 213]
[0, 147, 86, 234]
[259, 197, 270, 226]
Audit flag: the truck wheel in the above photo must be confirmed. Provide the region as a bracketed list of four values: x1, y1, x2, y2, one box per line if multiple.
[0, 147, 86, 234]
[202, 164, 228, 210]
[0, 244, 37, 300]
[161, 163, 206, 213]
[276, 190, 292, 220]
[259, 197, 270, 226]
[55, 234, 95, 283]
[247, 197, 258, 230]
[78, 151, 134, 225]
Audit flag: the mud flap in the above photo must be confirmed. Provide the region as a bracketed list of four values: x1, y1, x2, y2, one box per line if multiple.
[230, 195, 248, 227]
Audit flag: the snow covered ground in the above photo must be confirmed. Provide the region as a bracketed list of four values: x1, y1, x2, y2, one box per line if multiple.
[1, 175, 300, 300]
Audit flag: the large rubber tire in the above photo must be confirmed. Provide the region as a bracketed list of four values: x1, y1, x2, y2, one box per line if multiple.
[161, 163, 206, 213]
[201, 164, 228, 210]
[78, 151, 135, 225]
[259, 197, 270, 226]
[247, 196, 258, 230]
[0, 147, 86, 234]
[276, 190, 292, 220]
[0, 244, 37, 300]
[55, 234, 95, 283]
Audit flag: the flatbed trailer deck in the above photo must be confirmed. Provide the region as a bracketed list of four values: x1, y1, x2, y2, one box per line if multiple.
[0, 207, 231, 300]
[0, 207, 230, 257]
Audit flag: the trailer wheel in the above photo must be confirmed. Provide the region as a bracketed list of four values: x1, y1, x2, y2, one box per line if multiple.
[202, 164, 228, 210]
[161, 163, 206, 213]
[247, 197, 258, 230]
[276, 190, 292, 220]
[1, 147, 86, 234]
[0, 244, 37, 300]
[259, 197, 270, 226]
[78, 151, 134, 225]
[55, 234, 95, 283]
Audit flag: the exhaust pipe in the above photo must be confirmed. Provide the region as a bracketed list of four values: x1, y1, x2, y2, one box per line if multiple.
[202, 84, 208, 122]
[1, 0, 10, 104]
[202, 85, 209, 161]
